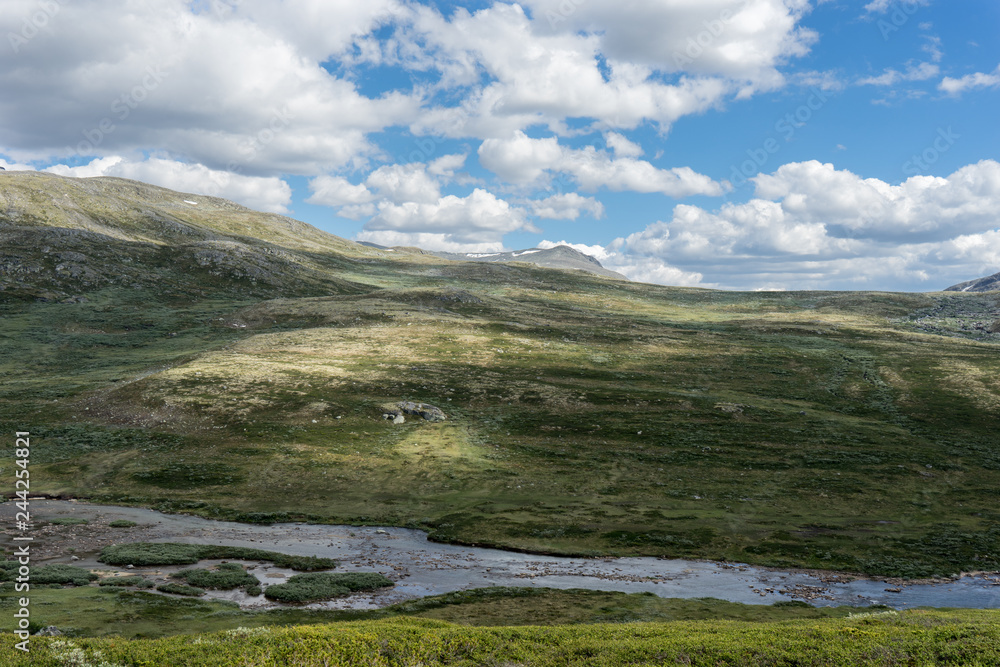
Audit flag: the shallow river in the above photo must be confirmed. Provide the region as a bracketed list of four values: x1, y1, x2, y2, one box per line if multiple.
[5, 501, 999, 611]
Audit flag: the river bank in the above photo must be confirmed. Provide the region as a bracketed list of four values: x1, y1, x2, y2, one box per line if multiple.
[2, 500, 998, 610]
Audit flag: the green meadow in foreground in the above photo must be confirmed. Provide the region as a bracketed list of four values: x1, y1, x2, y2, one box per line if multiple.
[0, 586, 869, 639]
[3, 608, 999, 667]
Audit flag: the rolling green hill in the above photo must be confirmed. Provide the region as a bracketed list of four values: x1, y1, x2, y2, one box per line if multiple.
[2, 172, 1000, 580]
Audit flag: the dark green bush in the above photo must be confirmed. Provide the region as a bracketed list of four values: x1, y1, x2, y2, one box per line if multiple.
[156, 583, 205, 597]
[99, 543, 338, 570]
[109, 520, 138, 528]
[99, 543, 203, 566]
[264, 572, 392, 603]
[0, 564, 98, 586]
[171, 563, 259, 591]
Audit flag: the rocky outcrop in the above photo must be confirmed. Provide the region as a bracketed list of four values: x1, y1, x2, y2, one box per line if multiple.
[397, 401, 447, 422]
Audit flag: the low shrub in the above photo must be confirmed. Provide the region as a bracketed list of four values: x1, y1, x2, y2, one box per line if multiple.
[156, 583, 205, 597]
[264, 572, 392, 603]
[109, 520, 138, 528]
[99, 543, 203, 566]
[171, 563, 259, 591]
[0, 563, 97, 586]
[99, 543, 338, 570]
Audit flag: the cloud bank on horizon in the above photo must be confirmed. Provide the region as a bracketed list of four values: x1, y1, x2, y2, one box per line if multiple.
[1, 0, 998, 290]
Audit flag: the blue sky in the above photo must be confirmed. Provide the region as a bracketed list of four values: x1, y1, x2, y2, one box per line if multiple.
[1, 0, 998, 290]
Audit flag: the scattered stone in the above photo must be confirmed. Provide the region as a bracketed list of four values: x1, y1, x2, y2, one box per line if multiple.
[393, 415, 405, 424]
[34, 627, 62, 637]
[126, 564, 134, 569]
[397, 401, 446, 422]
[70, 555, 79, 561]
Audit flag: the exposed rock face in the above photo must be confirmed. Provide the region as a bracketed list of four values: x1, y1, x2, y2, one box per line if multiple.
[397, 401, 447, 422]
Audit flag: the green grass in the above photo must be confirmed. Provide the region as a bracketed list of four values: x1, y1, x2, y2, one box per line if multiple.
[0, 583, 948, 639]
[263, 572, 394, 603]
[97, 576, 154, 589]
[382, 588, 859, 626]
[98, 543, 338, 571]
[108, 520, 138, 528]
[6, 609, 1000, 666]
[47, 517, 89, 526]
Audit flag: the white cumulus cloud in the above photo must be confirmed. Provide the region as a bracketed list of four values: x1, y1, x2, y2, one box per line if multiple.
[604, 132, 644, 158]
[44, 156, 292, 212]
[479, 131, 726, 197]
[356, 188, 535, 250]
[598, 160, 1000, 290]
[527, 193, 605, 220]
[399, 0, 815, 138]
[306, 175, 375, 207]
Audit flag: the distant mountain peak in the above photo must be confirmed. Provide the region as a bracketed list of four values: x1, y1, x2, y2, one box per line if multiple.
[945, 271, 1000, 293]
[428, 245, 627, 280]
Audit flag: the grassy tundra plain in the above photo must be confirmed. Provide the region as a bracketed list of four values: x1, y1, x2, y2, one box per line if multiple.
[2, 172, 999, 662]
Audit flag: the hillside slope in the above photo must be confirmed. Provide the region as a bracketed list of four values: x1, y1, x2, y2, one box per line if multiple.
[0, 171, 628, 301]
[0, 171, 390, 300]
[1, 173, 999, 581]
[946, 271, 1000, 293]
